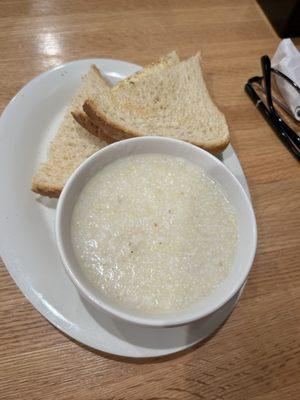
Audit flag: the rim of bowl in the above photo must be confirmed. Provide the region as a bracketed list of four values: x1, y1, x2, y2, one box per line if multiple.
[55, 137, 257, 327]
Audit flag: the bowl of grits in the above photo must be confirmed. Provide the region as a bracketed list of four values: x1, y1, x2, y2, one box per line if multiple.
[56, 137, 257, 327]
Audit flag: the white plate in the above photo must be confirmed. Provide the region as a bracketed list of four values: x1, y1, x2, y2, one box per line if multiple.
[0, 59, 250, 358]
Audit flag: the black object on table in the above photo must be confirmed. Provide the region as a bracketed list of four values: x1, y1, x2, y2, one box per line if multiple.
[257, 0, 300, 38]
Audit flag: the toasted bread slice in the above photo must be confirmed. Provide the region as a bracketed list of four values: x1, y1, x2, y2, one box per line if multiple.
[83, 54, 229, 153]
[32, 65, 108, 198]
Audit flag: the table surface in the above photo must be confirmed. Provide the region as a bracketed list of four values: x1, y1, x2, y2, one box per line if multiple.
[1, 1, 299, 399]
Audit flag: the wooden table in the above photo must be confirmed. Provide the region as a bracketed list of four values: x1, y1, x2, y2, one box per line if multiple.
[1, 1, 299, 399]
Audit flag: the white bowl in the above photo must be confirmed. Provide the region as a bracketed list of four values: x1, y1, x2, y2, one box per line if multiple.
[56, 137, 257, 327]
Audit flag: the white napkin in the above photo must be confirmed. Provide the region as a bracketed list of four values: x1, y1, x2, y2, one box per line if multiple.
[271, 39, 300, 121]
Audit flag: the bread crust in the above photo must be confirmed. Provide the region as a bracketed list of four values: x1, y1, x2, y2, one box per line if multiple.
[72, 110, 115, 144]
[31, 180, 62, 198]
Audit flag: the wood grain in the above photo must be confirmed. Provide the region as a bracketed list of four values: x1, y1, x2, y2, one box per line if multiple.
[0, 1, 299, 399]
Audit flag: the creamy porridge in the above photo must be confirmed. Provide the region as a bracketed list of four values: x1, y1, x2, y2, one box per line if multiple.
[71, 154, 238, 313]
